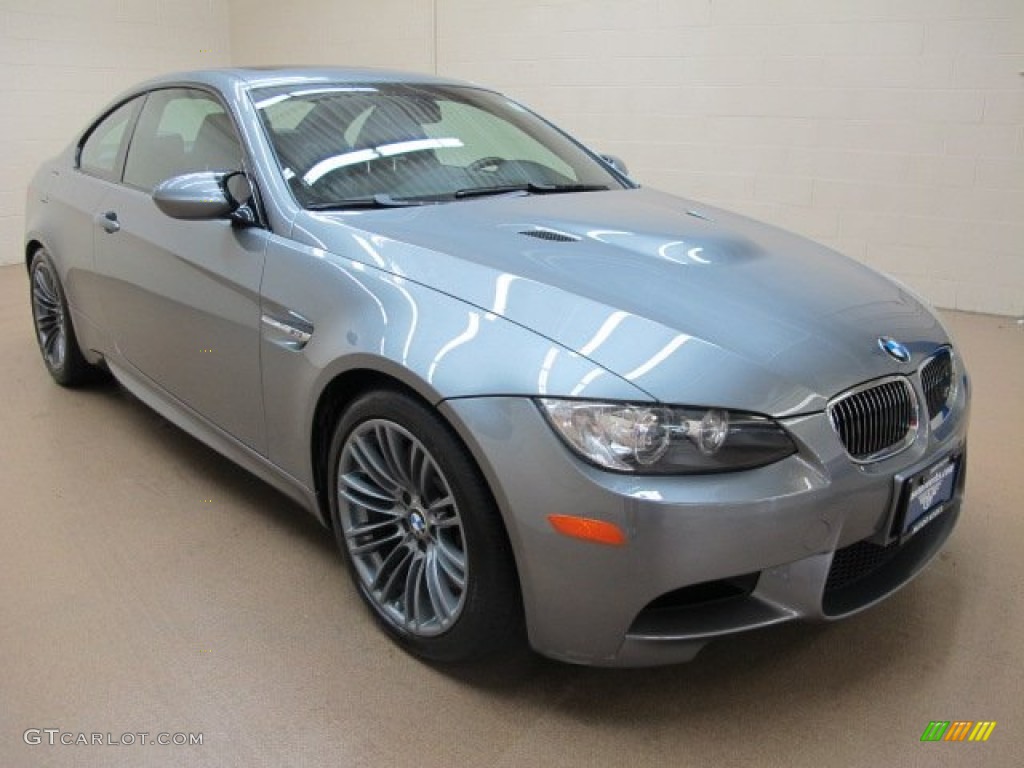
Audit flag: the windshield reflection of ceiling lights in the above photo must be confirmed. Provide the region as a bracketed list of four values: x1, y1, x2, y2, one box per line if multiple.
[253, 86, 379, 110]
[293, 86, 378, 97]
[303, 138, 464, 184]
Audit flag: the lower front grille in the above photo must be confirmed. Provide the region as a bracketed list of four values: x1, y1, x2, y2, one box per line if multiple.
[825, 539, 901, 592]
[822, 503, 959, 616]
[828, 376, 918, 462]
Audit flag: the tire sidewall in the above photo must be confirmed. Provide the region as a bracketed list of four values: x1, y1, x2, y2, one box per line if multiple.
[327, 389, 520, 662]
[29, 250, 70, 382]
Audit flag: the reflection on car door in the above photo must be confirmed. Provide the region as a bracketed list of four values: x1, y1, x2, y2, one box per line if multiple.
[93, 88, 268, 453]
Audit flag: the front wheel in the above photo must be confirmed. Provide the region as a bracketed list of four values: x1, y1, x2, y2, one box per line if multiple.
[328, 390, 523, 662]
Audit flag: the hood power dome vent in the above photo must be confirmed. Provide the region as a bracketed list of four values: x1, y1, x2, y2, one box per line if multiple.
[519, 228, 580, 243]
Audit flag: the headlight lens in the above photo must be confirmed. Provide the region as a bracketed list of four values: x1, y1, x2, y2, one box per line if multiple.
[537, 399, 796, 474]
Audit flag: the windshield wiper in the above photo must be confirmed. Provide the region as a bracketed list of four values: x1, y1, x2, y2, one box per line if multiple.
[306, 194, 427, 210]
[454, 183, 609, 199]
[307, 184, 610, 208]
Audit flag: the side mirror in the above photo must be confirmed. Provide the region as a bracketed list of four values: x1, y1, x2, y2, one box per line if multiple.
[153, 171, 257, 226]
[599, 153, 631, 179]
[153, 172, 233, 220]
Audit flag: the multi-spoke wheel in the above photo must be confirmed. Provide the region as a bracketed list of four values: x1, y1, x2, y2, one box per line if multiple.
[328, 390, 522, 662]
[28, 249, 98, 386]
[31, 256, 67, 372]
[338, 419, 468, 635]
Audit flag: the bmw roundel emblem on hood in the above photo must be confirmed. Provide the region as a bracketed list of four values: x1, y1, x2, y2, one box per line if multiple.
[878, 336, 911, 363]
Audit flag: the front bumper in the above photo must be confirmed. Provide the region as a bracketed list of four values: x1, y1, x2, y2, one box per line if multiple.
[440, 381, 969, 667]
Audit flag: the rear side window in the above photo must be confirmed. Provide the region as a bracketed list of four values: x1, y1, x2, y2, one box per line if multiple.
[123, 88, 243, 191]
[78, 98, 140, 179]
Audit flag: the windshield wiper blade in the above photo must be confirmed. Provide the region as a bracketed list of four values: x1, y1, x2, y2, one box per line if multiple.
[454, 183, 609, 199]
[306, 194, 425, 210]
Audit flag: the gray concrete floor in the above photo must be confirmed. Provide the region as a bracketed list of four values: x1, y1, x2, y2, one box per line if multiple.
[1, 262, 1021, 768]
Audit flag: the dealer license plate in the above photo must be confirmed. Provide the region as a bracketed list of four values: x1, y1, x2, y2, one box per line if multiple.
[900, 454, 959, 539]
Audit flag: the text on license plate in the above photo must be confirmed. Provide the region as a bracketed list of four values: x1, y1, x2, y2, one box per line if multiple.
[903, 455, 959, 537]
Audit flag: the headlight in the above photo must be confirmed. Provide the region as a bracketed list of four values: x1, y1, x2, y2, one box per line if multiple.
[536, 399, 796, 474]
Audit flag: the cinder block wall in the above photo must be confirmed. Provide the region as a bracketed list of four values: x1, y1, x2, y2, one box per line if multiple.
[0, 0, 231, 270]
[230, 0, 435, 72]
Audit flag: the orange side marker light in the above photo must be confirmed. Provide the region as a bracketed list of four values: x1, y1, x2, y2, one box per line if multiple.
[547, 514, 626, 546]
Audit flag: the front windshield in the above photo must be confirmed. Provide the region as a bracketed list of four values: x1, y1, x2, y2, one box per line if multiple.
[250, 83, 626, 207]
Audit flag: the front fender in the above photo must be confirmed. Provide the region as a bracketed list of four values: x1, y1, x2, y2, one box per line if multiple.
[258, 235, 651, 492]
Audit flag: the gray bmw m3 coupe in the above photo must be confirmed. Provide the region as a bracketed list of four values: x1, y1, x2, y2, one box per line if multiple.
[25, 68, 970, 666]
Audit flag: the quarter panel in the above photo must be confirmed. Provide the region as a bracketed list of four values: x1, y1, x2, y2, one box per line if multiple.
[25, 155, 117, 360]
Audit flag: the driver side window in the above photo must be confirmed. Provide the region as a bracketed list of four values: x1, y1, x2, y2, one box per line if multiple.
[123, 88, 243, 191]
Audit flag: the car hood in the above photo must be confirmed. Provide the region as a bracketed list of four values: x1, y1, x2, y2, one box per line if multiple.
[294, 188, 946, 416]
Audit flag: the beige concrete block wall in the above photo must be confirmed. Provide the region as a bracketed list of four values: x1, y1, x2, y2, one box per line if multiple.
[228, 0, 434, 71]
[0, 0, 231, 268]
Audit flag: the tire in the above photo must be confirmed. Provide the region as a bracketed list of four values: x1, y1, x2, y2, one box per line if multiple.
[28, 248, 101, 387]
[327, 389, 523, 663]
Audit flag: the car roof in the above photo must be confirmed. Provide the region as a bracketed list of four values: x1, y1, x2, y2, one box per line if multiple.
[131, 67, 484, 94]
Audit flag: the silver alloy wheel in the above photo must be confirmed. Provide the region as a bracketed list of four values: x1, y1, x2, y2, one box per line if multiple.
[337, 419, 468, 636]
[31, 261, 66, 371]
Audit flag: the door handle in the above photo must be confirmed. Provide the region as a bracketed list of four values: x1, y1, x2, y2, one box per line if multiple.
[95, 210, 120, 234]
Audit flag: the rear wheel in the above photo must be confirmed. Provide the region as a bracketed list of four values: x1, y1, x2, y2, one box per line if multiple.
[328, 390, 523, 662]
[29, 248, 100, 387]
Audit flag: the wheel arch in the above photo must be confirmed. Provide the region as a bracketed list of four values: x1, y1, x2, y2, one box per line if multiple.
[311, 367, 451, 528]
[25, 239, 44, 270]
[308, 367, 524, 586]
[308, 365, 528, 627]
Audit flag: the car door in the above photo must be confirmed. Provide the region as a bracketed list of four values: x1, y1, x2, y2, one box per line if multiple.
[93, 87, 268, 453]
